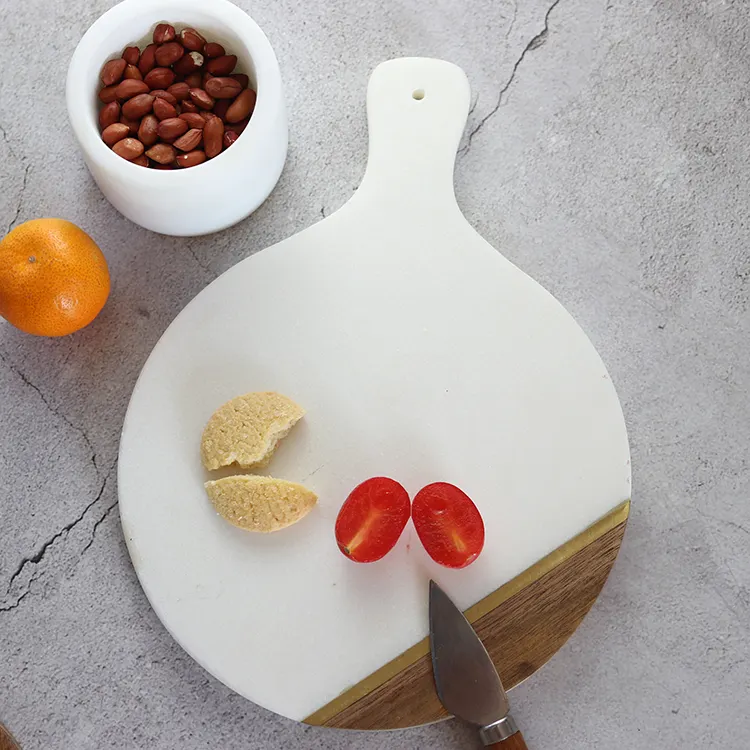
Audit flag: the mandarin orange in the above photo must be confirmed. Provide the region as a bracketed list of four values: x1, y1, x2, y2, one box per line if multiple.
[0, 219, 110, 336]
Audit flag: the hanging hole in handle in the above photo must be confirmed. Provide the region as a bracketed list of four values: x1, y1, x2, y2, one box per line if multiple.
[412, 89, 425, 100]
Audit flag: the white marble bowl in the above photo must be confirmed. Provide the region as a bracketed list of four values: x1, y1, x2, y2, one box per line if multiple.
[66, 0, 287, 236]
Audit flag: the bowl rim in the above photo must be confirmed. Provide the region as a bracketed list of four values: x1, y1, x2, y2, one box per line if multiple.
[66, 0, 283, 183]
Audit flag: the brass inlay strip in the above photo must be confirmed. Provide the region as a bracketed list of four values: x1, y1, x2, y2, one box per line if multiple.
[304, 499, 630, 726]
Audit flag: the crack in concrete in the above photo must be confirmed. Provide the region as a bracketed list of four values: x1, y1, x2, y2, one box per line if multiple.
[694, 507, 750, 618]
[0, 350, 98, 472]
[696, 508, 750, 538]
[725, 520, 750, 537]
[186, 246, 214, 277]
[459, 0, 563, 157]
[320, 206, 326, 218]
[505, 0, 518, 40]
[0, 122, 17, 159]
[78, 499, 118, 557]
[0, 124, 30, 235]
[0, 588, 31, 613]
[6, 163, 30, 236]
[0, 467, 115, 613]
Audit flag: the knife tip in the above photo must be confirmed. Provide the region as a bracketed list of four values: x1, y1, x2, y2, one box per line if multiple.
[429, 579, 444, 603]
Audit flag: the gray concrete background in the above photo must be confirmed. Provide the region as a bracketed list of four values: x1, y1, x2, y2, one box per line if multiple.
[1, 0, 749, 747]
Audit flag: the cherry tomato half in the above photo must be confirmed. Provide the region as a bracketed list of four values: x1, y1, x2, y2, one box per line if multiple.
[412, 483, 484, 569]
[335, 477, 411, 563]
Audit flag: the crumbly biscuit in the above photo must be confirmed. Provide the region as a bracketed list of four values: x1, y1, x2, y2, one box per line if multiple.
[201, 392, 305, 471]
[204, 475, 317, 532]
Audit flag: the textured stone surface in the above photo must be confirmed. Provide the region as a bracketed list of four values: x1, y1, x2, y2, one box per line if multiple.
[1, 0, 749, 747]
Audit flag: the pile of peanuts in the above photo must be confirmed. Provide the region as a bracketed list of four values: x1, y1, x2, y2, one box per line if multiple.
[97, 23, 256, 169]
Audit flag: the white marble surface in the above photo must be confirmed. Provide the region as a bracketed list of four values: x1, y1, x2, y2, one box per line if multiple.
[1, 0, 748, 748]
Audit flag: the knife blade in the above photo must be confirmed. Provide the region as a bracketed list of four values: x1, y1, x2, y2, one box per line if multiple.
[429, 580, 528, 748]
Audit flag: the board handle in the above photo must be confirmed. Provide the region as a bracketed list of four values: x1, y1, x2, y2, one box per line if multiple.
[486, 731, 528, 749]
[357, 57, 471, 213]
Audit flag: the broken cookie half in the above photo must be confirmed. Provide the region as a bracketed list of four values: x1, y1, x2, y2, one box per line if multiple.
[205, 476, 317, 533]
[201, 391, 305, 471]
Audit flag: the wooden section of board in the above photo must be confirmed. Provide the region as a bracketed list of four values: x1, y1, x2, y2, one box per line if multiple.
[0, 725, 20, 750]
[305, 500, 629, 729]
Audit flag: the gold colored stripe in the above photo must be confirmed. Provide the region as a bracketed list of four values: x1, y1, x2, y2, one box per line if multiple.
[304, 499, 630, 726]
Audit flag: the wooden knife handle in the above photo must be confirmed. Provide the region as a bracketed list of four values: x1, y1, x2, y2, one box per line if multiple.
[487, 731, 528, 749]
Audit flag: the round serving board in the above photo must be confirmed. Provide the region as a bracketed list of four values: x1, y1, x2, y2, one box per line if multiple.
[118, 58, 631, 727]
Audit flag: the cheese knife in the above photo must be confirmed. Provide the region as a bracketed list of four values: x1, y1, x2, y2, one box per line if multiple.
[429, 580, 528, 749]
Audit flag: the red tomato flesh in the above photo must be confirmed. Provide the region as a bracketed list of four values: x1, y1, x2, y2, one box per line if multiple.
[335, 477, 411, 563]
[412, 483, 484, 569]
